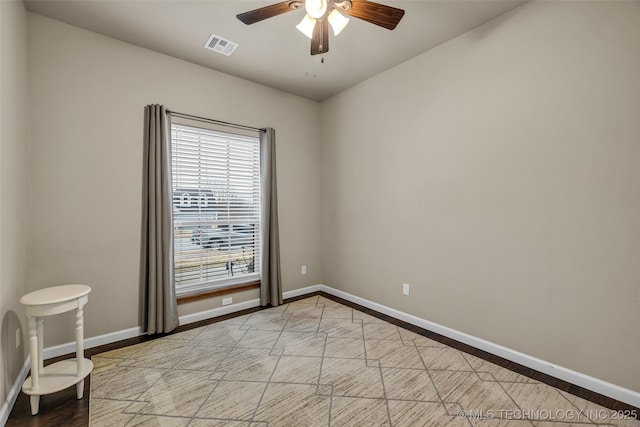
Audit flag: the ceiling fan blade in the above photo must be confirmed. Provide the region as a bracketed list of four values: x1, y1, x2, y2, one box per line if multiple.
[311, 18, 329, 55]
[237, 1, 298, 25]
[343, 0, 405, 30]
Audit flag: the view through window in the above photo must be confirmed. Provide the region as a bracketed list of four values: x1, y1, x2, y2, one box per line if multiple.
[171, 123, 261, 296]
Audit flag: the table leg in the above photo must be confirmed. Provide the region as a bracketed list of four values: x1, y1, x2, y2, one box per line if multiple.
[29, 395, 40, 416]
[28, 317, 40, 415]
[76, 380, 84, 399]
[75, 306, 84, 400]
[36, 317, 44, 374]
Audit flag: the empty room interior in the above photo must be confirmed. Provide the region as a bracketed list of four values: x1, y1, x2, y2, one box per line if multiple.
[1, 0, 639, 425]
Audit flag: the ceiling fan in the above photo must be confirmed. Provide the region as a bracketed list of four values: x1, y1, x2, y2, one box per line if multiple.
[237, 0, 405, 55]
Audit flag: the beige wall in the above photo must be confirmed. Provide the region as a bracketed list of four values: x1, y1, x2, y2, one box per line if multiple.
[26, 13, 323, 347]
[320, 1, 640, 392]
[10, 0, 639, 404]
[0, 0, 29, 407]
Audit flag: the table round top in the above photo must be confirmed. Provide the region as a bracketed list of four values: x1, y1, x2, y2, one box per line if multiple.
[20, 284, 91, 306]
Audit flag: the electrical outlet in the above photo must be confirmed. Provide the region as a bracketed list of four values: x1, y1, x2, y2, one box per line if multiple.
[15, 329, 20, 349]
[222, 297, 233, 306]
[301, 265, 307, 275]
[402, 283, 410, 296]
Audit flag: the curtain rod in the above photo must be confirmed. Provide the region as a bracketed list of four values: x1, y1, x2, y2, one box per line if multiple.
[167, 110, 264, 133]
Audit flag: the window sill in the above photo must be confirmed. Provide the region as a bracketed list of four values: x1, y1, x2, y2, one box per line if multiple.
[176, 281, 260, 305]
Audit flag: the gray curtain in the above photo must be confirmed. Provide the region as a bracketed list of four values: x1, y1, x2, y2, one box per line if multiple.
[259, 128, 283, 306]
[141, 104, 178, 334]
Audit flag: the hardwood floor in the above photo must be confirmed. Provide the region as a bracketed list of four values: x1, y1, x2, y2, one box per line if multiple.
[7, 377, 89, 427]
[6, 291, 638, 425]
[6, 306, 262, 426]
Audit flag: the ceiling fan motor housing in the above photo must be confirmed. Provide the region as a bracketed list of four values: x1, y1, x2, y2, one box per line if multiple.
[291, 0, 353, 17]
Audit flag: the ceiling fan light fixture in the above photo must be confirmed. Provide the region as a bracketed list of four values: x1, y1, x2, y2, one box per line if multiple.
[305, 0, 327, 19]
[328, 9, 349, 36]
[237, 0, 404, 55]
[296, 14, 316, 39]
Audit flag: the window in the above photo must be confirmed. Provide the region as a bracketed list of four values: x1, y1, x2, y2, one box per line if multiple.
[170, 123, 261, 297]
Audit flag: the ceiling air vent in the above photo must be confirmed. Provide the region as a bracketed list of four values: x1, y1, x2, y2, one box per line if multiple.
[204, 33, 238, 56]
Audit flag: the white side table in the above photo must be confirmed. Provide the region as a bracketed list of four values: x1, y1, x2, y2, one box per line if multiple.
[19, 284, 94, 415]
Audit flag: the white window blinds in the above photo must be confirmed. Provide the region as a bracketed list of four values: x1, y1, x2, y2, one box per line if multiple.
[171, 123, 261, 296]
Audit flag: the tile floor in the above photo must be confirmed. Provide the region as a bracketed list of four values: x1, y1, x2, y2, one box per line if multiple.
[89, 296, 639, 426]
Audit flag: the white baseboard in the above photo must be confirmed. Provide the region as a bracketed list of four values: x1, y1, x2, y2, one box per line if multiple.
[283, 284, 324, 299]
[2, 289, 294, 423]
[175, 285, 322, 325]
[41, 285, 325, 360]
[43, 326, 142, 360]
[317, 284, 640, 408]
[4, 283, 636, 425]
[0, 358, 30, 426]
[178, 298, 261, 325]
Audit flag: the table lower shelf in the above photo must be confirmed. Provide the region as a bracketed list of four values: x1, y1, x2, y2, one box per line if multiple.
[22, 358, 93, 396]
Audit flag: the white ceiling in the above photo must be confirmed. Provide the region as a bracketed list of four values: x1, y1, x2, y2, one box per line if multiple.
[24, 0, 526, 101]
